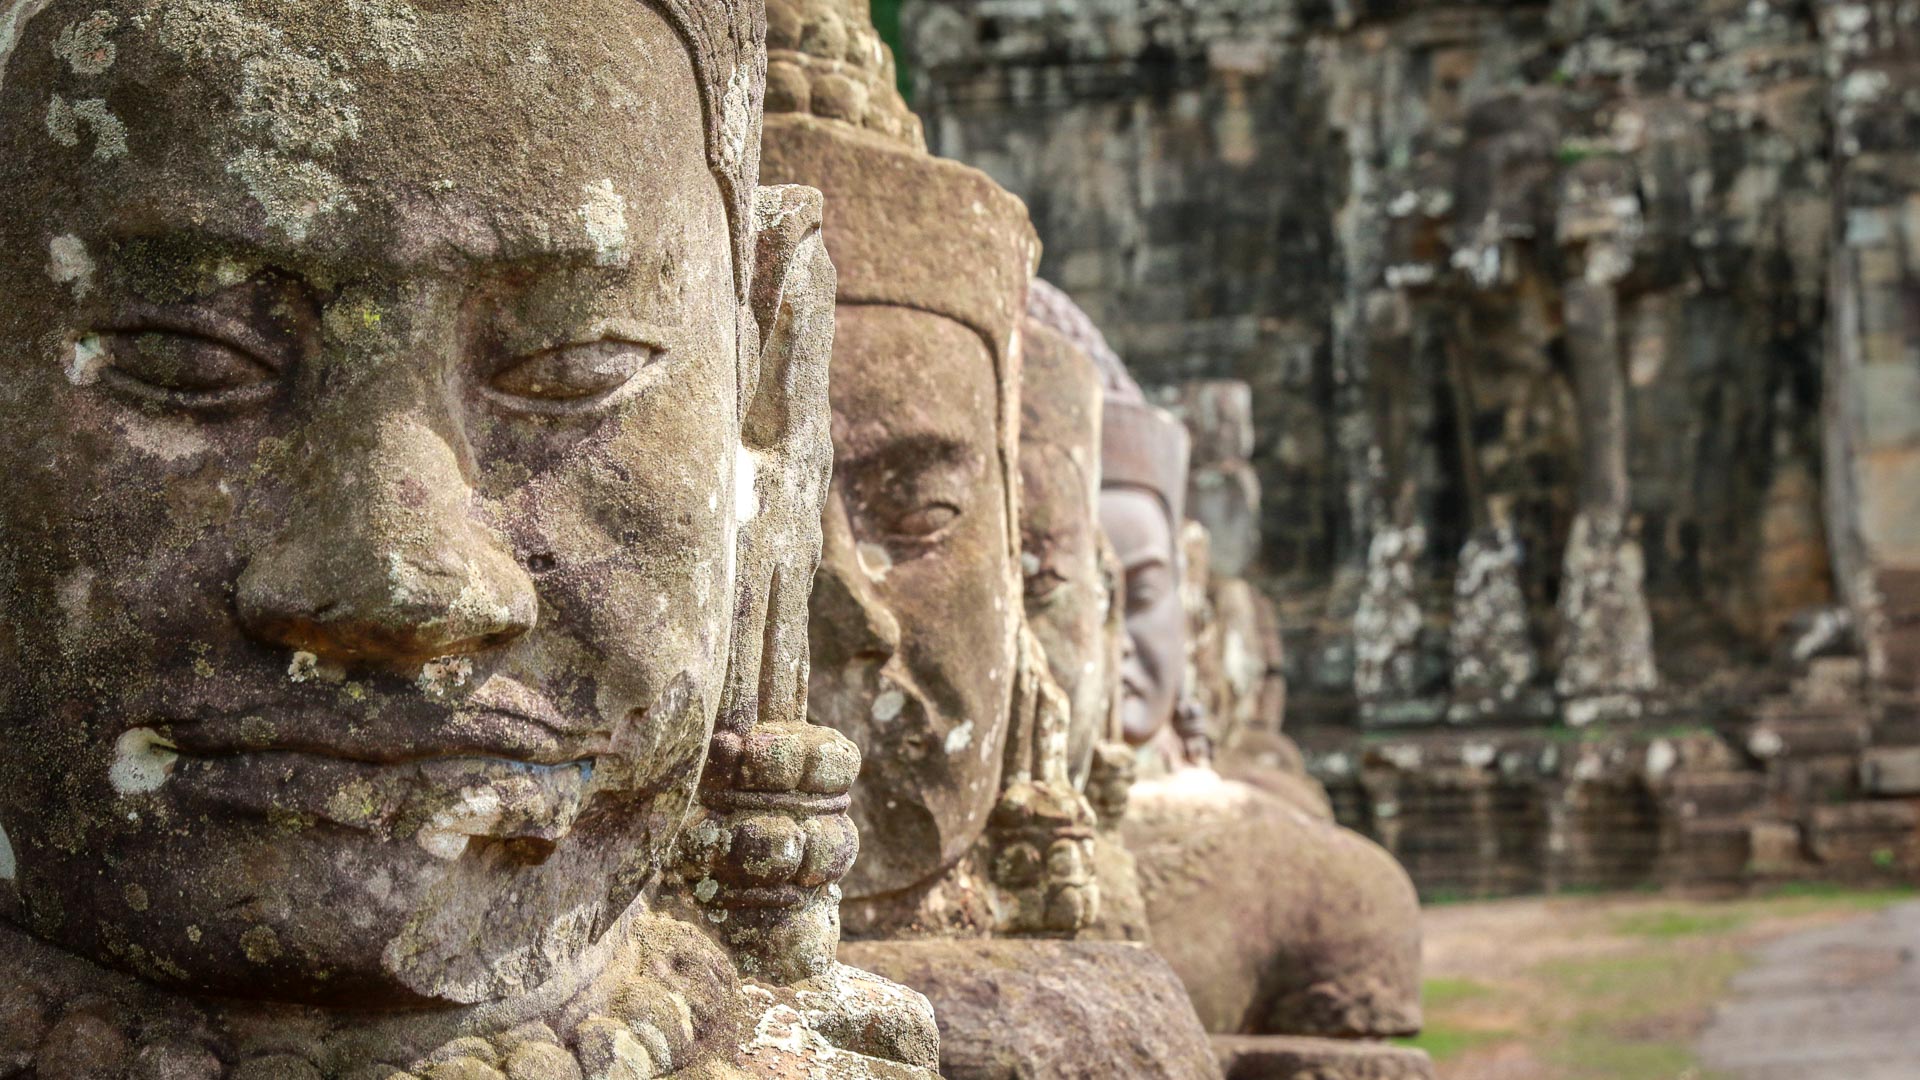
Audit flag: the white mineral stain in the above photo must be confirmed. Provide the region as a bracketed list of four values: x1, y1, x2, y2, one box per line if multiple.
[944, 721, 974, 754]
[65, 334, 107, 386]
[871, 689, 905, 723]
[47, 234, 94, 299]
[69, 98, 126, 159]
[53, 11, 118, 74]
[719, 65, 752, 170]
[734, 445, 760, 523]
[117, 414, 212, 461]
[288, 650, 320, 682]
[0, 820, 13, 882]
[228, 150, 353, 243]
[45, 94, 76, 145]
[1645, 738, 1678, 779]
[856, 541, 892, 581]
[109, 728, 179, 796]
[414, 786, 502, 860]
[579, 178, 630, 266]
[417, 655, 474, 699]
[449, 579, 513, 635]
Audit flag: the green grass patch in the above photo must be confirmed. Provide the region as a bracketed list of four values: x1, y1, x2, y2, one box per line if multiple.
[1609, 908, 1750, 939]
[1554, 1032, 1715, 1080]
[1394, 1024, 1506, 1063]
[1755, 880, 1915, 904]
[1423, 975, 1497, 1008]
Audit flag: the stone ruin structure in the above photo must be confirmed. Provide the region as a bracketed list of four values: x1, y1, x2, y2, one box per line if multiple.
[900, 0, 1920, 900]
[0, 0, 944, 1074]
[1029, 283, 1431, 1079]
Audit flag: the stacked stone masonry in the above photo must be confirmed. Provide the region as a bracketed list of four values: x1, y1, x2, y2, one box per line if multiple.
[902, 0, 1920, 897]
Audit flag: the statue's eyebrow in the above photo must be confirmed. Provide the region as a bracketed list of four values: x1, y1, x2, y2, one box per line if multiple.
[842, 432, 973, 477]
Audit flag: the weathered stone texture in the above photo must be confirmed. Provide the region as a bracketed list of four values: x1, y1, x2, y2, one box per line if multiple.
[901, 0, 1847, 717]
[903, 0, 1920, 897]
[841, 939, 1226, 1080]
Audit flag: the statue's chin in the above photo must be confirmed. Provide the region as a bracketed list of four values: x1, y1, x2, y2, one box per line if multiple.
[9, 813, 656, 1011]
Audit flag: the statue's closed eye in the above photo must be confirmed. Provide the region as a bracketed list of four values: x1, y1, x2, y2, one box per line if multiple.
[1025, 566, 1069, 602]
[488, 340, 661, 412]
[889, 502, 959, 539]
[1124, 565, 1170, 614]
[98, 329, 277, 410]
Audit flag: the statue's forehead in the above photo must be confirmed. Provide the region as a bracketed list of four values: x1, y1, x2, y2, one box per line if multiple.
[829, 304, 1002, 458]
[1, 0, 721, 271]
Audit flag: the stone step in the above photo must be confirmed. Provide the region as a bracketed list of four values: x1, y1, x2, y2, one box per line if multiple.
[1214, 1035, 1435, 1080]
[1742, 713, 1872, 759]
[1806, 801, 1920, 869]
[1662, 771, 1771, 817]
[1860, 747, 1920, 796]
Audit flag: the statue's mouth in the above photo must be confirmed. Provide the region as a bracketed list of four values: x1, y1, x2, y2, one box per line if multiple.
[126, 728, 603, 862]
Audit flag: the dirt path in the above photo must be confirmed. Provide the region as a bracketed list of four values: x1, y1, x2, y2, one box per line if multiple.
[1694, 900, 1920, 1080]
[1410, 887, 1916, 1080]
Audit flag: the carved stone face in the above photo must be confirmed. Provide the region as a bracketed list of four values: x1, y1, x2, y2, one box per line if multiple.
[808, 305, 1015, 898]
[0, 0, 754, 1007]
[1018, 319, 1108, 781]
[1101, 489, 1185, 743]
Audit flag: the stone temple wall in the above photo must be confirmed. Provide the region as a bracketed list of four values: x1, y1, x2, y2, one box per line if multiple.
[900, 0, 1920, 895]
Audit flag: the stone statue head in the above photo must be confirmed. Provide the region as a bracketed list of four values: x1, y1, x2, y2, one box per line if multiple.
[757, 0, 1042, 905]
[1026, 282, 1190, 746]
[1017, 313, 1110, 784]
[0, 0, 836, 1012]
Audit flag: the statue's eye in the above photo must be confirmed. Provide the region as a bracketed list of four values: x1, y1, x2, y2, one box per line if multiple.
[1025, 567, 1069, 601]
[97, 330, 277, 409]
[891, 503, 959, 539]
[489, 341, 660, 411]
[1125, 566, 1169, 614]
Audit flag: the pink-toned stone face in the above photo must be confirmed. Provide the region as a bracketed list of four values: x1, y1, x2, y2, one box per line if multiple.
[808, 304, 1017, 899]
[1101, 489, 1185, 743]
[0, 0, 744, 1007]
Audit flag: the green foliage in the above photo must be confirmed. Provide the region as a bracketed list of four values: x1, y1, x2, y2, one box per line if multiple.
[869, 0, 911, 101]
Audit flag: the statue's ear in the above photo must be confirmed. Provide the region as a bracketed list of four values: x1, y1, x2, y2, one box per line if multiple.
[722, 184, 835, 732]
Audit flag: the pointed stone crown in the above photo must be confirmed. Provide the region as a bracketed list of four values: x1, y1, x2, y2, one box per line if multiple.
[763, 0, 923, 147]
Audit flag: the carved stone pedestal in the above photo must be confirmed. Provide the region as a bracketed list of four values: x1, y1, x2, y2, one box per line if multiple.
[841, 939, 1223, 1080]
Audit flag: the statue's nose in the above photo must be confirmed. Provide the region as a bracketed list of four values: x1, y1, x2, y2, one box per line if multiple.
[236, 412, 537, 669]
[808, 499, 899, 667]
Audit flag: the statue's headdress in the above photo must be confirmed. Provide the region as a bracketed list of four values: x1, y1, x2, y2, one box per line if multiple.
[1027, 280, 1189, 530]
[758, 0, 1038, 599]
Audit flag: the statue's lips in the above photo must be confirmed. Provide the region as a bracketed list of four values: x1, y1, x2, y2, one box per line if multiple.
[156, 734, 602, 855]
[161, 698, 610, 768]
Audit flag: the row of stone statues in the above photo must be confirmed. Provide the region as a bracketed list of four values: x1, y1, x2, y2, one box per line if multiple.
[0, 0, 1423, 1076]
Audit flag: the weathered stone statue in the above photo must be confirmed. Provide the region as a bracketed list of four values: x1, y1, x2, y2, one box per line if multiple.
[758, 4, 1082, 938]
[1030, 284, 1433, 1078]
[1018, 317, 1117, 787]
[0, 1, 938, 1074]
[756, 3, 1219, 1075]
[1015, 308, 1154, 941]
